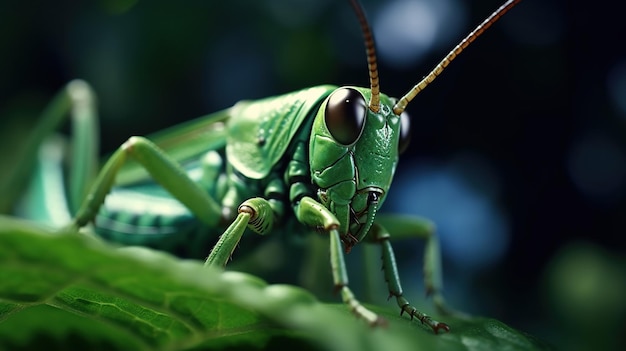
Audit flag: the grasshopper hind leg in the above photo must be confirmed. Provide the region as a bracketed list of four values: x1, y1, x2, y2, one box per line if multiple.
[9, 81, 98, 224]
[67, 136, 225, 236]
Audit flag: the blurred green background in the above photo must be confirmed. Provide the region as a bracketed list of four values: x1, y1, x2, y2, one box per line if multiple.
[1, 0, 625, 350]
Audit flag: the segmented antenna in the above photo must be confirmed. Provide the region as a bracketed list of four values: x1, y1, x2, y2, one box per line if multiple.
[349, 0, 381, 113]
[393, 0, 521, 115]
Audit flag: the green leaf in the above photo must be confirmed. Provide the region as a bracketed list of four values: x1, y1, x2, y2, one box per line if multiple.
[0, 216, 550, 351]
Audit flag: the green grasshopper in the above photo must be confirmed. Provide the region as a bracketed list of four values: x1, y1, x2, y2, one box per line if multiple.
[12, 0, 520, 333]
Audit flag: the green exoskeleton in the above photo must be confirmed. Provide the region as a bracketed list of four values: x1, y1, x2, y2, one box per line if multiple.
[13, 0, 521, 333]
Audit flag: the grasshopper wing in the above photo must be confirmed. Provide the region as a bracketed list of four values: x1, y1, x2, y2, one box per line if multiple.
[226, 85, 335, 179]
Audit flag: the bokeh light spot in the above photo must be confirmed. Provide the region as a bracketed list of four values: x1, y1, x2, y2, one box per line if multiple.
[373, 0, 466, 68]
[607, 60, 626, 118]
[567, 132, 626, 204]
[384, 155, 510, 271]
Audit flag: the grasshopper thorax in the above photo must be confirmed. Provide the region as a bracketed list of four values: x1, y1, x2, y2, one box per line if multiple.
[309, 86, 410, 251]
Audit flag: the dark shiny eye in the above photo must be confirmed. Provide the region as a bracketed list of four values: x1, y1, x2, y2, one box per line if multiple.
[398, 111, 411, 154]
[324, 88, 367, 145]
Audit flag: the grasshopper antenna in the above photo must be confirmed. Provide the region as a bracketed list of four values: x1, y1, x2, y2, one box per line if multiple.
[349, 0, 381, 113]
[393, 0, 521, 115]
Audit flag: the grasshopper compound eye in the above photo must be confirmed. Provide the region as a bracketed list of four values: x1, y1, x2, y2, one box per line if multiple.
[398, 111, 411, 154]
[325, 88, 367, 146]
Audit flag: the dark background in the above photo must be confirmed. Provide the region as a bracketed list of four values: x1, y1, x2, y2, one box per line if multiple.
[1, 0, 625, 349]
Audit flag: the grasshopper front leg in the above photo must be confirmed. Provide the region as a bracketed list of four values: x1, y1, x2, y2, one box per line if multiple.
[207, 195, 384, 326]
[205, 197, 274, 267]
[295, 196, 384, 326]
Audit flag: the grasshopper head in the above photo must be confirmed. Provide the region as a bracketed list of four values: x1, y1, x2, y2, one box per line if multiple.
[309, 86, 410, 250]
[310, 0, 519, 251]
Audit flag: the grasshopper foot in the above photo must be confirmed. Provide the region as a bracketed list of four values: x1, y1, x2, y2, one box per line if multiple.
[399, 302, 450, 334]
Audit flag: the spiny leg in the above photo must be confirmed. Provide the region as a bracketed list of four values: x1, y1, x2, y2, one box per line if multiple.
[295, 196, 384, 326]
[370, 220, 450, 334]
[375, 214, 455, 316]
[69, 136, 222, 231]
